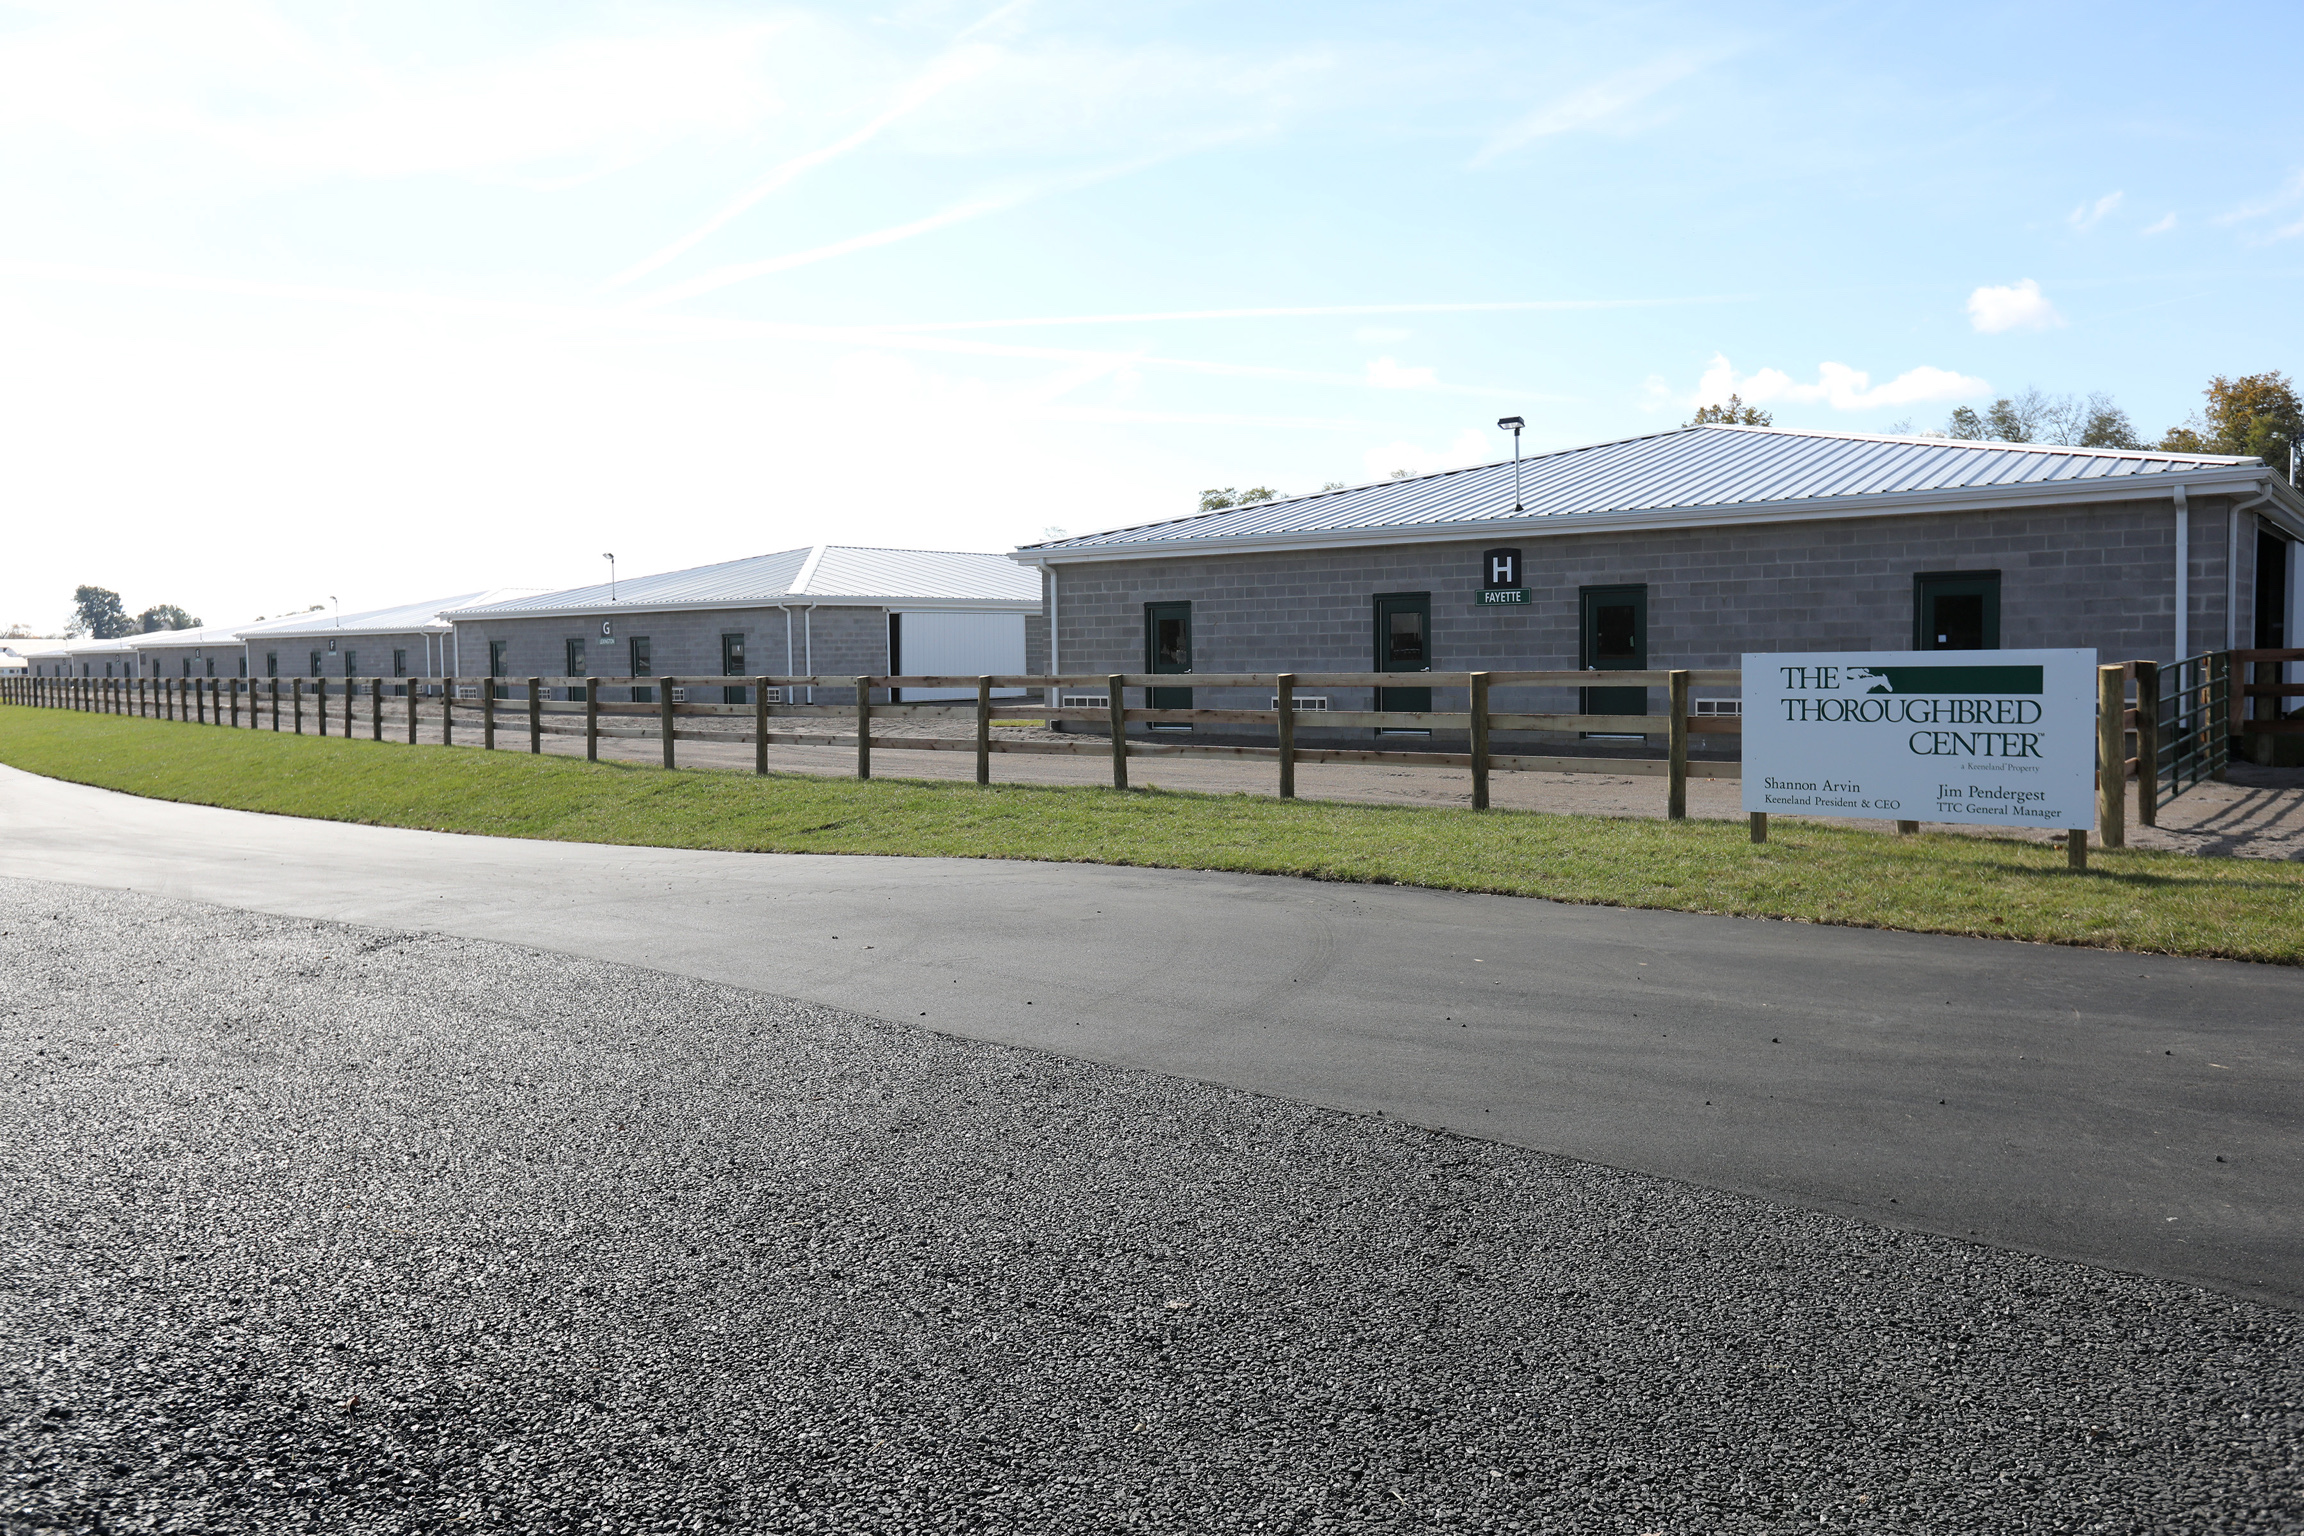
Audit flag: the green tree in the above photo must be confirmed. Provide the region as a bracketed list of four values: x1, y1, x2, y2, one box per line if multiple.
[2076, 395, 2145, 449]
[68, 585, 131, 639]
[2158, 373, 2301, 477]
[1197, 486, 1282, 511]
[1941, 388, 2143, 448]
[1685, 393, 1772, 427]
[138, 604, 201, 632]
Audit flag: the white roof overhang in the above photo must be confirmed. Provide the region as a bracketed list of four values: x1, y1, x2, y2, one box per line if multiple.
[440, 594, 1038, 621]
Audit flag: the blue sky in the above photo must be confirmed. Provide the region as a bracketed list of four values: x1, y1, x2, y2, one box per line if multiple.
[5, 0, 2303, 630]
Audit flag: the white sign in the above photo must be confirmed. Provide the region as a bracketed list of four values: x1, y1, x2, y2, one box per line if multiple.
[1742, 650, 2097, 829]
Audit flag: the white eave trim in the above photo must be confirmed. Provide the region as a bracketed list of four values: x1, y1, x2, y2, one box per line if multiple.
[1014, 466, 2294, 565]
[439, 595, 1040, 621]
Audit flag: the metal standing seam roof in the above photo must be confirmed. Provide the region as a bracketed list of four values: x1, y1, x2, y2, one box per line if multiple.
[129, 614, 316, 652]
[443, 546, 1041, 620]
[1014, 424, 2294, 560]
[238, 589, 550, 641]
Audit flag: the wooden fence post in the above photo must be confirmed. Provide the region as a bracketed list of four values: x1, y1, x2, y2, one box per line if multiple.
[229, 678, 239, 729]
[661, 677, 676, 770]
[2068, 829, 2088, 870]
[370, 678, 382, 741]
[976, 676, 992, 786]
[584, 677, 598, 762]
[2134, 660, 2160, 828]
[1750, 811, 1768, 844]
[195, 677, 206, 726]
[343, 673, 353, 737]
[1277, 673, 1297, 800]
[1108, 676, 1128, 791]
[483, 675, 497, 751]
[855, 677, 872, 780]
[269, 678, 280, 732]
[2097, 664, 2125, 849]
[528, 679, 542, 755]
[292, 678, 304, 734]
[1667, 669, 1689, 820]
[1470, 672, 1491, 810]
[441, 676, 454, 747]
[753, 677, 769, 775]
[407, 676, 420, 745]
[317, 676, 329, 737]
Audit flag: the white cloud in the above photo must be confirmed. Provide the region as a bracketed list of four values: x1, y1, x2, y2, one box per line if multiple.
[1363, 356, 1438, 390]
[2067, 190, 2123, 233]
[1361, 429, 1489, 481]
[2216, 170, 2304, 226]
[1684, 354, 1986, 411]
[1472, 54, 1710, 165]
[599, 46, 999, 292]
[2144, 212, 2177, 235]
[1353, 326, 1413, 344]
[1966, 279, 2063, 334]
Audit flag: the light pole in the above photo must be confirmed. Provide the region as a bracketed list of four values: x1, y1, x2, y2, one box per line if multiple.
[603, 553, 617, 603]
[329, 595, 340, 627]
[1496, 416, 1525, 511]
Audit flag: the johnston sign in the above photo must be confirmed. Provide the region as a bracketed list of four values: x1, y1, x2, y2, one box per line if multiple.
[1741, 650, 2097, 831]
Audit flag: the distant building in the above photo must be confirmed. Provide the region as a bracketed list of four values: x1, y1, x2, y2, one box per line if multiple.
[446, 546, 1042, 702]
[238, 590, 544, 690]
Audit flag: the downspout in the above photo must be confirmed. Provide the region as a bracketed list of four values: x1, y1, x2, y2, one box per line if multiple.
[802, 605, 816, 704]
[2174, 485, 2188, 660]
[1046, 563, 1060, 711]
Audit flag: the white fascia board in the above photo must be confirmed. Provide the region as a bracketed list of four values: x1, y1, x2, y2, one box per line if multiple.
[243, 621, 451, 640]
[1012, 467, 2276, 566]
[440, 595, 1039, 621]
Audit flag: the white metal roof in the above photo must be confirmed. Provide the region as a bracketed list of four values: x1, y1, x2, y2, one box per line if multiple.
[59, 633, 145, 657]
[239, 589, 549, 641]
[444, 546, 1039, 621]
[1015, 424, 2301, 562]
[130, 614, 315, 652]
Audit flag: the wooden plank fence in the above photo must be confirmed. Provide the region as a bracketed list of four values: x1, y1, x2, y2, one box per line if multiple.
[1, 659, 2228, 845]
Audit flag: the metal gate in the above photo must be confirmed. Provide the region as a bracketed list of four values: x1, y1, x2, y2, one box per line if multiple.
[2154, 651, 2228, 808]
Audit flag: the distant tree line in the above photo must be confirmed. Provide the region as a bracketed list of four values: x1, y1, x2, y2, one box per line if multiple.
[66, 585, 203, 640]
[1684, 372, 2300, 482]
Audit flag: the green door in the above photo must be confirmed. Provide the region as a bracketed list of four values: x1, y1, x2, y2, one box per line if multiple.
[1145, 602, 1192, 711]
[1579, 585, 1648, 724]
[1913, 571, 2000, 650]
[1374, 592, 1432, 714]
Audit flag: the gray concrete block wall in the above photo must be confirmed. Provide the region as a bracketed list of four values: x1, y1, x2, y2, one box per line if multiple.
[131, 641, 244, 681]
[1045, 495, 2232, 721]
[1024, 611, 1048, 677]
[248, 631, 445, 681]
[449, 605, 898, 704]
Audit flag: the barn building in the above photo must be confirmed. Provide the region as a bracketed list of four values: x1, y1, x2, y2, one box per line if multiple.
[445, 546, 1043, 702]
[1011, 425, 2304, 746]
[240, 591, 544, 688]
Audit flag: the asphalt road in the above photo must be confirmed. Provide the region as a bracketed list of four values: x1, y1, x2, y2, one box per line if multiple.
[5, 881, 2298, 1534]
[1, 764, 2298, 1308]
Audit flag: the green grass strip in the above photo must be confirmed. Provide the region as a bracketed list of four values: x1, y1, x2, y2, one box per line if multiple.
[5, 707, 2299, 964]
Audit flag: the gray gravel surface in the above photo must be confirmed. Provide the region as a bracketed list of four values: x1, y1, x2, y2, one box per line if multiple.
[2, 876, 2298, 1535]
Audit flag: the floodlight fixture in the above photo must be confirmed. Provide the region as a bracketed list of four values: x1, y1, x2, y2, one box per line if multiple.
[1497, 417, 1526, 511]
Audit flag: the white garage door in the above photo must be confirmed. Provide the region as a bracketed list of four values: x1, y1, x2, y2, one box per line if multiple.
[891, 611, 1027, 699]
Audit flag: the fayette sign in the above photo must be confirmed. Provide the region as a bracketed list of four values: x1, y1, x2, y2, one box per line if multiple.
[1742, 650, 2097, 830]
